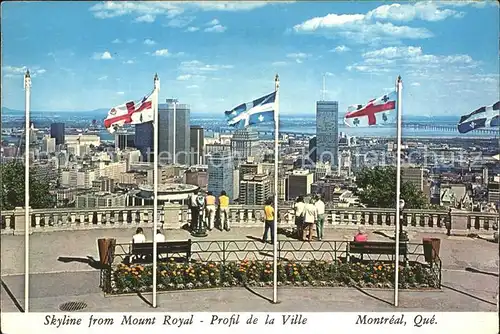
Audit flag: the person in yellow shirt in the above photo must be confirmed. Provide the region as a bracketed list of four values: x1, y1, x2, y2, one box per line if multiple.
[205, 191, 216, 231]
[263, 198, 275, 244]
[218, 190, 230, 231]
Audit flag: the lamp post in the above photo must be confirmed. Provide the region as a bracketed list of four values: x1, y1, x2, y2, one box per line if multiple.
[399, 199, 408, 241]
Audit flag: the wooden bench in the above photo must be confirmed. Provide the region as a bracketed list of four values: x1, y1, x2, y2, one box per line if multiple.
[347, 241, 408, 262]
[131, 240, 192, 263]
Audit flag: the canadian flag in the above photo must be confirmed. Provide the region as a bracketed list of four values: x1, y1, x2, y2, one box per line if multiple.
[104, 91, 155, 133]
[344, 91, 397, 127]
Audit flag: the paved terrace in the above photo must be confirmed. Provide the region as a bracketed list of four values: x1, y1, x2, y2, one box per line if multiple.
[1, 226, 498, 312]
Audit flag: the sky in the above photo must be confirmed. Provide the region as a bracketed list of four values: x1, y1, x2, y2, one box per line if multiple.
[1, 1, 499, 116]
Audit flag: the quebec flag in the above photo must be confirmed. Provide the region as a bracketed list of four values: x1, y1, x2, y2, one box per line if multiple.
[225, 91, 276, 128]
[457, 101, 499, 133]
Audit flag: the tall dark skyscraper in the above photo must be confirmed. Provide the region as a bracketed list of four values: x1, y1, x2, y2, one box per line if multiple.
[115, 132, 136, 151]
[316, 101, 339, 166]
[190, 125, 204, 165]
[308, 136, 317, 162]
[135, 122, 153, 161]
[230, 128, 259, 166]
[50, 123, 65, 145]
[159, 99, 190, 165]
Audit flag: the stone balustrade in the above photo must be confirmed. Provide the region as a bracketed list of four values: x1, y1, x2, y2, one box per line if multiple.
[0, 204, 498, 236]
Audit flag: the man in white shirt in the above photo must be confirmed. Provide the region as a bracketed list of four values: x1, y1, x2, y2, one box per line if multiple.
[132, 227, 146, 243]
[303, 199, 317, 242]
[293, 196, 306, 240]
[314, 195, 325, 241]
[155, 229, 166, 242]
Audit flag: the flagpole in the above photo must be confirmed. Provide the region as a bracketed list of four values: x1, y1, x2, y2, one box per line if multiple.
[24, 70, 31, 313]
[394, 75, 403, 307]
[273, 74, 280, 304]
[153, 73, 160, 308]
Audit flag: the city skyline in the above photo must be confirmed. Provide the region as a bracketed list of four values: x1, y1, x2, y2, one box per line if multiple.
[1, 1, 499, 117]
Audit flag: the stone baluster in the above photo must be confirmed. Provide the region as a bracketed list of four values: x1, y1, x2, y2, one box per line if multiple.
[356, 212, 363, 225]
[70, 212, 77, 227]
[331, 210, 337, 225]
[44, 213, 52, 227]
[248, 210, 254, 224]
[78, 213, 85, 226]
[96, 211, 103, 225]
[379, 212, 386, 226]
[34, 213, 41, 230]
[4, 215, 12, 232]
[104, 211, 111, 225]
[239, 209, 245, 225]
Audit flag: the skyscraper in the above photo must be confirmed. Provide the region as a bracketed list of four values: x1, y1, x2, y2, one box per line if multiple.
[230, 128, 259, 166]
[316, 101, 339, 166]
[190, 125, 204, 165]
[159, 99, 190, 165]
[207, 151, 234, 201]
[134, 122, 153, 161]
[115, 132, 136, 151]
[239, 174, 271, 205]
[50, 123, 65, 145]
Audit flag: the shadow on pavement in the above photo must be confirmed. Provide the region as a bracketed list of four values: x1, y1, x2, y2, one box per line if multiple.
[373, 231, 395, 241]
[243, 284, 273, 304]
[0, 279, 24, 312]
[57, 256, 109, 270]
[465, 267, 499, 277]
[441, 284, 496, 306]
[136, 292, 154, 307]
[353, 285, 393, 307]
[246, 235, 264, 243]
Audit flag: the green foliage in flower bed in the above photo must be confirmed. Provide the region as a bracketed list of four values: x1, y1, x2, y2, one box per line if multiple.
[110, 259, 439, 294]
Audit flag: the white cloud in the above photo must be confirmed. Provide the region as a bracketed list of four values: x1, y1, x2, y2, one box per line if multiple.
[144, 39, 156, 45]
[93, 51, 113, 60]
[179, 60, 233, 74]
[116, 91, 125, 95]
[124, 60, 134, 64]
[2, 65, 46, 78]
[176, 74, 206, 81]
[186, 84, 199, 89]
[293, 10, 433, 44]
[411, 82, 421, 86]
[366, 3, 464, 22]
[111, 38, 122, 43]
[207, 19, 220, 26]
[363, 46, 423, 59]
[330, 45, 350, 53]
[153, 49, 170, 57]
[286, 52, 310, 63]
[134, 14, 156, 23]
[167, 16, 195, 28]
[272, 61, 289, 66]
[204, 24, 226, 33]
[98, 75, 108, 81]
[36, 69, 46, 75]
[186, 26, 199, 32]
[89, 1, 280, 22]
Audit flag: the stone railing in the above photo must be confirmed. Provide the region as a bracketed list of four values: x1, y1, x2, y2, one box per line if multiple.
[0, 205, 498, 236]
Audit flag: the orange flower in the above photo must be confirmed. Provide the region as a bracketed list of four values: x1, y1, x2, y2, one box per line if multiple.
[378, 266, 383, 270]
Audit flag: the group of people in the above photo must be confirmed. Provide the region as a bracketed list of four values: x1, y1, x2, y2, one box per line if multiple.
[293, 195, 325, 241]
[188, 189, 231, 232]
[132, 227, 166, 243]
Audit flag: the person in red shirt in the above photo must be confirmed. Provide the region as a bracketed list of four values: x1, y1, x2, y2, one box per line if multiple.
[354, 226, 368, 242]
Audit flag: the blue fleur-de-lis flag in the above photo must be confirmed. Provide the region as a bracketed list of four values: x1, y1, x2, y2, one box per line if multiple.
[457, 101, 499, 133]
[225, 91, 276, 128]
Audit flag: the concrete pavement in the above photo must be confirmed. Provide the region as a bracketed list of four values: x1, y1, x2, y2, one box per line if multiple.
[1, 226, 498, 312]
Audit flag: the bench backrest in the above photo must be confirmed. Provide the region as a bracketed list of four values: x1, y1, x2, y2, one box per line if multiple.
[349, 241, 408, 254]
[132, 240, 192, 255]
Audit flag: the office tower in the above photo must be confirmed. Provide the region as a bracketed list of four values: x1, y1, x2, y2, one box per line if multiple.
[115, 132, 136, 151]
[190, 125, 205, 165]
[50, 123, 65, 145]
[316, 101, 339, 166]
[230, 128, 259, 166]
[207, 151, 234, 201]
[488, 180, 499, 203]
[185, 165, 208, 190]
[239, 162, 262, 183]
[402, 166, 424, 191]
[308, 136, 317, 162]
[134, 122, 154, 161]
[92, 177, 115, 192]
[287, 169, 314, 200]
[41, 135, 56, 153]
[159, 99, 190, 165]
[239, 174, 271, 205]
[314, 161, 331, 182]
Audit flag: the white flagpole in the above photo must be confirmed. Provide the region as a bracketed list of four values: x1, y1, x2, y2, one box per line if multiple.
[24, 70, 31, 313]
[273, 74, 280, 304]
[394, 75, 403, 307]
[153, 73, 160, 308]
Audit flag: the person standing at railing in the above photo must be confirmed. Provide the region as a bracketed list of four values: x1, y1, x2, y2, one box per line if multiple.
[218, 190, 230, 231]
[155, 229, 165, 242]
[314, 194, 325, 241]
[303, 198, 317, 242]
[262, 198, 275, 244]
[205, 191, 216, 231]
[188, 190, 201, 231]
[293, 196, 305, 240]
[132, 227, 146, 243]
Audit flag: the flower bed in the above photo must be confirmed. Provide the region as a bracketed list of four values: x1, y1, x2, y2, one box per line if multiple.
[109, 259, 439, 294]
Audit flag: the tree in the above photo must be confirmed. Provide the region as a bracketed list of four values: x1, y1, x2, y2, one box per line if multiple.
[355, 166, 427, 209]
[0, 161, 55, 210]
